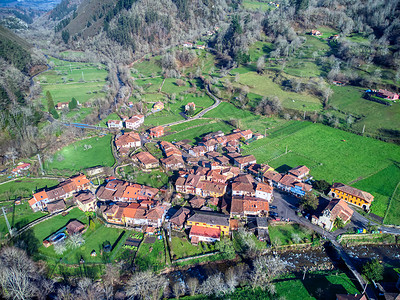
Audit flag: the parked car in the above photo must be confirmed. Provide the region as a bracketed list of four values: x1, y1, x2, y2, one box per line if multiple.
[270, 205, 277, 209]
[269, 211, 278, 217]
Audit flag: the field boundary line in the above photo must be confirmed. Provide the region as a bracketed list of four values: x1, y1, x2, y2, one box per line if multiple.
[347, 164, 391, 186]
[383, 181, 400, 224]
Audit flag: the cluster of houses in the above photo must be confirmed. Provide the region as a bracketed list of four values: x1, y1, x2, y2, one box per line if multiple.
[11, 162, 31, 176]
[29, 174, 91, 212]
[96, 178, 167, 229]
[367, 89, 399, 101]
[107, 114, 145, 130]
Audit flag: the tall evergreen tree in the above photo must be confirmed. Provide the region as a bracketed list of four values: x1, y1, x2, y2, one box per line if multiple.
[46, 91, 55, 113]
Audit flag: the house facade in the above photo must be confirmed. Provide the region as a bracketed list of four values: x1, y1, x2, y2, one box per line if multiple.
[149, 126, 164, 138]
[125, 115, 144, 130]
[313, 199, 353, 231]
[187, 211, 230, 243]
[107, 120, 123, 129]
[329, 183, 374, 210]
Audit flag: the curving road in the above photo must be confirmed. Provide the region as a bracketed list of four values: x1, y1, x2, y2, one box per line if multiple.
[163, 84, 221, 127]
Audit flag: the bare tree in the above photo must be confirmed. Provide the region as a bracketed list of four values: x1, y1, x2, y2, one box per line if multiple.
[5, 147, 18, 165]
[199, 273, 228, 297]
[57, 285, 74, 300]
[75, 278, 104, 300]
[256, 56, 265, 74]
[250, 256, 286, 291]
[66, 234, 85, 249]
[172, 281, 186, 299]
[126, 271, 168, 300]
[187, 278, 199, 296]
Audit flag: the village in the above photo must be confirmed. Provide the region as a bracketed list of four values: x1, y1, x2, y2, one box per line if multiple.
[27, 107, 378, 252]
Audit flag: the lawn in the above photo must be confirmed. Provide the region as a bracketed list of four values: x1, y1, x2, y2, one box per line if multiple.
[144, 93, 214, 127]
[44, 135, 115, 172]
[30, 208, 128, 265]
[121, 165, 169, 188]
[161, 121, 235, 144]
[0, 178, 60, 200]
[65, 107, 93, 123]
[135, 236, 166, 271]
[167, 118, 210, 132]
[242, 121, 400, 219]
[0, 201, 47, 238]
[232, 72, 322, 111]
[169, 235, 215, 260]
[268, 223, 315, 246]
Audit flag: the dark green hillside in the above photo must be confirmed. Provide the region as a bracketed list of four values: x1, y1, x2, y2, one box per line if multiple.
[0, 25, 32, 72]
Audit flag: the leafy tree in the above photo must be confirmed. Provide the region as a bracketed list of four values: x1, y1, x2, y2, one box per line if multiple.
[312, 180, 331, 194]
[69, 97, 78, 110]
[334, 217, 345, 229]
[362, 259, 384, 282]
[187, 105, 195, 117]
[300, 191, 319, 211]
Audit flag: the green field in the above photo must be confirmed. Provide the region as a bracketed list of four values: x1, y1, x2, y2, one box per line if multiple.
[121, 165, 169, 188]
[0, 178, 60, 200]
[204, 101, 285, 133]
[135, 236, 166, 271]
[161, 121, 234, 144]
[242, 121, 400, 218]
[132, 56, 163, 77]
[243, 1, 273, 11]
[269, 224, 314, 246]
[135, 77, 164, 93]
[144, 94, 214, 127]
[384, 185, 400, 226]
[169, 235, 215, 260]
[329, 85, 400, 139]
[38, 57, 108, 106]
[232, 72, 322, 111]
[29, 208, 127, 264]
[44, 135, 115, 172]
[0, 201, 46, 238]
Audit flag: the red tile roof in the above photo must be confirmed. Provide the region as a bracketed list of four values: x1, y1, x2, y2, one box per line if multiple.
[190, 225, 221, 239]
[331, 183, 374, 203]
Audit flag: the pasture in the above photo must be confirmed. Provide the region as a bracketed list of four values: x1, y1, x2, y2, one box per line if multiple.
[38, 57, 108, 105]
[241, 121, 400, 218]
[44, 135, 115, 172]
[232, 72, 322, 111]
[329, 85, 400, 140]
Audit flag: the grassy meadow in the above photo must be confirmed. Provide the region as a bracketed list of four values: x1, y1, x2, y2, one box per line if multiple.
[0, 178, 60, 200]
[44, 135, 115, 173]
[38, 57, 108, 105]
[241, 121, 400, 218]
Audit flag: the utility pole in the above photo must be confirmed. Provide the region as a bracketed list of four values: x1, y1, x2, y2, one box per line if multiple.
[303, 111, 306, 120]
[82, 71, 84, 82]
[286, 145, 288, 154]
[37, 153, 44, 175]
[362, 124, 365, 134]
[2, 207, 13, 237]
[265, 128, 267, 137]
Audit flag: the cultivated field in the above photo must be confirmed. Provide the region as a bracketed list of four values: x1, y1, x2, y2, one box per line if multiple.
[242, 121, 400, 218]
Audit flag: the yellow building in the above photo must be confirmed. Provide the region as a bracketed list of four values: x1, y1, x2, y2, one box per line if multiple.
[186, 211, 230, 235]
[329, 183, 374, 210]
